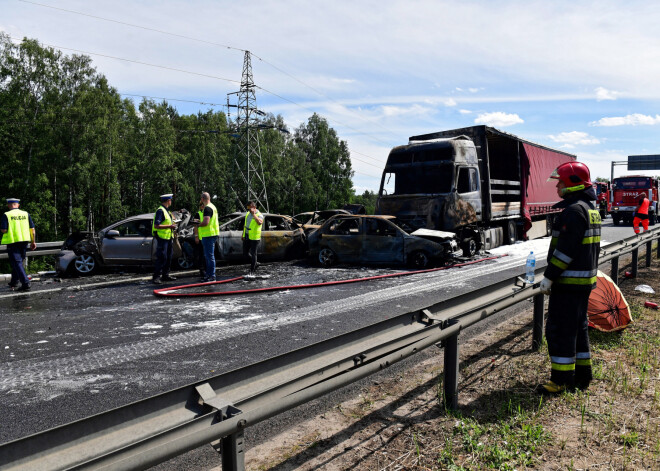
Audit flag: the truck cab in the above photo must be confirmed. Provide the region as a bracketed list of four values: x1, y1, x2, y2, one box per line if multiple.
[611, 176, 659, 225]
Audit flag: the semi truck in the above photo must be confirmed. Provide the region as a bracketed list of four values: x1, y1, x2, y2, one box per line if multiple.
[594, 181, 611, 219]
[375, 125, 575, 256]
[610, 175, 659, 226]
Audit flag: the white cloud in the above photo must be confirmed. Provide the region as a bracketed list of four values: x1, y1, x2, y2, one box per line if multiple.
[548, 131, 600, 146]
[590, 114, 660, 127]
[443, 98, 457, 107]
[459, 109, 472, 115]
[594, 87, 620, 101]
[474, 112, 523, 127]
[468, 87, 482, 93]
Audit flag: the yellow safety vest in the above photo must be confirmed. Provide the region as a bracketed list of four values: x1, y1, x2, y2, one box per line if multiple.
[2, 209, 31, 245]
[152, 206, 174, 239]
[243, 211, 263, 240]
[198, 202, 219, 239]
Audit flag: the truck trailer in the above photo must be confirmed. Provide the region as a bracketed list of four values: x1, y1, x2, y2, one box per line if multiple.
[375, 125, 575, 256]
[611, 175, 659, 226]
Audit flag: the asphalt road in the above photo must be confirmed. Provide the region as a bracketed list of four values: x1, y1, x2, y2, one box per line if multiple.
[0, 217, 636, 469]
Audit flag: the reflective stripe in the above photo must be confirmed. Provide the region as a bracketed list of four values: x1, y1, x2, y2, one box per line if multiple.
[550, 257, 569, 270]
[583, 229, 600, 237]
[556, 276, 597, 285]
[563, 269, 598, 278]
[551, 362, 576, 371]
[551, 356, 575, 364]
[553, 249, 573, 264]
[576, 352, 591, 359]
[551, 230, 561, 237]
[582, 236, 601, 244]
[576, 359, 592, 366]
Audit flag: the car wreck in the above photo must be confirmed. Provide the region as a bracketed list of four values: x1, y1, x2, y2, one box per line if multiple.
[307, 214, 457, 268]
[56, 210, 196, 276]
[293, 209, 351, 234]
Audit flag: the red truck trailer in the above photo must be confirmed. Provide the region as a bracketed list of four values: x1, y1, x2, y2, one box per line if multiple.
[594, 181, 611, 219]
[376, 125, 575, 256]
[611, 175, 659, 226]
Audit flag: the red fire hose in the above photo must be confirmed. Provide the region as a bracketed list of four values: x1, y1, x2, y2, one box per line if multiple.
[153, 254, 507, 298]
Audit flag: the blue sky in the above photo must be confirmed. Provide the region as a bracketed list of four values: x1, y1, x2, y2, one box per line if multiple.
[3, 0, 660, 193]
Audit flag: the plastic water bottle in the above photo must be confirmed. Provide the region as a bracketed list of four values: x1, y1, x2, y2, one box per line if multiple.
[525, 251, 536, 283]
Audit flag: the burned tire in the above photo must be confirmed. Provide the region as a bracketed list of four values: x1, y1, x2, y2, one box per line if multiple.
[409, 250, 430, 269]
[505, 220, 517, 245]
[72, 253, 97, 276]
[461, 238, 479, 257]
[318, 248, 337, 267]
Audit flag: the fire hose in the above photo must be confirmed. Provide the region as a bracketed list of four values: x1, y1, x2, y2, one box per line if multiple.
[153, 254, 507, 297]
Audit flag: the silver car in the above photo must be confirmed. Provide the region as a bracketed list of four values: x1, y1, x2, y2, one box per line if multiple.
[56, 212, 194, 276]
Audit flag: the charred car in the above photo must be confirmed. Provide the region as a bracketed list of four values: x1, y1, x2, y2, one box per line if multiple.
[216, 213, 307, 261]
[307, 214, 457, 268]
[293, 209, 351, 234]
[56, 210, 197, 276]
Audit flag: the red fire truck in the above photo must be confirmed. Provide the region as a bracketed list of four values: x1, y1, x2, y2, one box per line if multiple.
[593, 181, 611, 219]
[611, 175, 659, 226]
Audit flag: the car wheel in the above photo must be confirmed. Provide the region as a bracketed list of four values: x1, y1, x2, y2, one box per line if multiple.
[318, 248, 337, 267]
[461, 238, 479, 257]
[409, 251, 430, 269]
[73, 253, 97, 275]
[176, 254, 194, 270]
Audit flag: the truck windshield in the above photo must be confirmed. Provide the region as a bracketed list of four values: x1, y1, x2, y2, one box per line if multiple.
[382, 166, 453, 195]
[613, 177, 650, 190]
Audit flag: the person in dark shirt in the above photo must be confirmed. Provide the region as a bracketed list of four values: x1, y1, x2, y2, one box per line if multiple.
[1, 198, 36, 291]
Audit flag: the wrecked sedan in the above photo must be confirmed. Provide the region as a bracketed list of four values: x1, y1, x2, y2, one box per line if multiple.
[215, 213, 307, 261]
[307, 214, 457, 268]
[293, 209, 351, 234]
[56, 210, 196, 276]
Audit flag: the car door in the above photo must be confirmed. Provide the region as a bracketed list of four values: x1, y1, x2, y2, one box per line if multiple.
[260, 215, 295, 260]
[362, 218, 405, 264]
[320, 216, 362, 263]
[100, 219, 154, 264]
[218, 216, 245, 260]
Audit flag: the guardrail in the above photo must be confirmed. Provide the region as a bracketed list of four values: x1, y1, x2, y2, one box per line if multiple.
[0, 241, 63, 260]
[1, 229, 658, 471]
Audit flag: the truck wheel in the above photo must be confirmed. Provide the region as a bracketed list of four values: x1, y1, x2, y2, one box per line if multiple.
[461, 238, 479, 257]
[650, 213, 657, 226]
[318, 248, 337, 267]
[505, 220, 517, 245]
[613, 216, 620, 226]
[409, 251, 430, 269]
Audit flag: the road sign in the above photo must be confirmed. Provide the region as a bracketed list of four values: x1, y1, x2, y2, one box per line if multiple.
[628, 155, 660, 171]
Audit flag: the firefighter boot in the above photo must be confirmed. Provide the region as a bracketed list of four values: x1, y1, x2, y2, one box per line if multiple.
[575, 364, 593, 391]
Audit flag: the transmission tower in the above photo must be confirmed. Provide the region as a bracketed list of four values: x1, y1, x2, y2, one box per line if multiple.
[227, 51, 269, 212]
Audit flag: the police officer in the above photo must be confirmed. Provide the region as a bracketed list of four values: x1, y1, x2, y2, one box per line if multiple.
[538, 162, 601, 394]
[198, 192, 220, 282]
[633, 195, 650, 234]
[1, 198, 36, 291]
[152, 194, 177, 284]
[242, 201, 263, 278]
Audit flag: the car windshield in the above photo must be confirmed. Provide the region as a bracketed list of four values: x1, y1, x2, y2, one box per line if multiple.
[382, 163, 453, 195]
[613, 177, 651, 190]
[388, 217, 414, 233]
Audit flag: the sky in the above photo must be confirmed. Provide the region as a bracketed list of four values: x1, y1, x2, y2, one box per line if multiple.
[3, 0, 660, 194]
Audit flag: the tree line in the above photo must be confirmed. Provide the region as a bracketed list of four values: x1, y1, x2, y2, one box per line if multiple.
[0, 34, 378, 242]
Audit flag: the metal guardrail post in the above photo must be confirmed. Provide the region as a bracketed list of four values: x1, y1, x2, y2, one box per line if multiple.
[611, 257, 619, 285]
[221, 430, 245, 471]
[632, 248, 639, 278]
[532, 294, 544, 351]
[647, 241, 653, 268]
[443, 320, 460, 410]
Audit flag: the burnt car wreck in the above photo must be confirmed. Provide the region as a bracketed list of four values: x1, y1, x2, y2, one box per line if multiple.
[307, 214, 457, 268]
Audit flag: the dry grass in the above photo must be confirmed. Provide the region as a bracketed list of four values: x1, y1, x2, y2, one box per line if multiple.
[246, 263, 660, 471]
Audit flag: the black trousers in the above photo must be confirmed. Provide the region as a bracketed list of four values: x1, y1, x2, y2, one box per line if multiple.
[243, 239, 260, 271]
[153, 237, 173, 278]
[545, 289, 592, 386]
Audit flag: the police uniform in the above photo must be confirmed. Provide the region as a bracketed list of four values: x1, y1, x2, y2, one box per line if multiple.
[243, 207, 263, 274]
[542, 185, 601, 392]
[1, 198, 35, 291]
[152, 194, 177, 283]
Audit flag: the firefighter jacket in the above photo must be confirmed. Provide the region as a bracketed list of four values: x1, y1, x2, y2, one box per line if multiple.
[635, 197, 650, 220]
[544, 189, 601, 292]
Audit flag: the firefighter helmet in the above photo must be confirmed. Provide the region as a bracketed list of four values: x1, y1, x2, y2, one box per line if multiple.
[548, 161, 592, 196]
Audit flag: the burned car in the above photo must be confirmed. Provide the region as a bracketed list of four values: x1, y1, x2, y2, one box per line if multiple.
[293, 209, 351, 234]
[307, 214, 457, 268]
[216, 213, 306, 261]
[56, 210, 196, 276]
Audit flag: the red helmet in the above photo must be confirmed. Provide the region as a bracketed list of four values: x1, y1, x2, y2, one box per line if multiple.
[548, 161, 592, 196]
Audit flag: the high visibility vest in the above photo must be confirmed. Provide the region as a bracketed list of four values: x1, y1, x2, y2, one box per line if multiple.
[546, 199, 601, 290]
[1, 209, 31, 245]
[637, 197, 650, 216]
[152, 206, 174, 239]
[198, 202, 219, 239]
[243, 211, 263, 241]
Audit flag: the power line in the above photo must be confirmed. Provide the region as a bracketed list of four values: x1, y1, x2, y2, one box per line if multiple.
[120, 93, 227, 109]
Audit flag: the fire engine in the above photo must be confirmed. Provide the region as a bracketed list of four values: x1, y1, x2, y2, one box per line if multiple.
[611, 175, 659, 226]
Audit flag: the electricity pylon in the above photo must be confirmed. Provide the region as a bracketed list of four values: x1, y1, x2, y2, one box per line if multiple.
[227, 51, 269, 212]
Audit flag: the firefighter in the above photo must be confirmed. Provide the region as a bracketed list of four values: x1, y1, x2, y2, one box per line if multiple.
[242, 201, 263, 277]
[152, 193, 177, 284]
[538, 161, 601, 394]
[633, 195, 650, 234]
[1, 198, 36, 291]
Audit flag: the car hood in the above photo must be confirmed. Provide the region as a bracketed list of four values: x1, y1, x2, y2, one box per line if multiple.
[410, 228, 456, 243]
